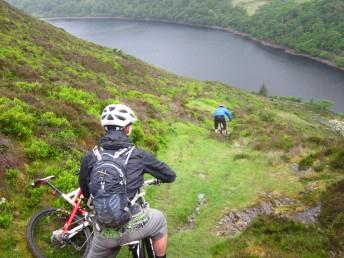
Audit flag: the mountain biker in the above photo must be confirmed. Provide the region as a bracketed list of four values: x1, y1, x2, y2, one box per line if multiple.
[213, 104, 232, 133]
[79, 103, 176, 258]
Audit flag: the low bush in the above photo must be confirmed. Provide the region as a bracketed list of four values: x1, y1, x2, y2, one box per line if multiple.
[0, 97, 37, 138]
[329, 149, 344, 170]
[0, 199, 13, 229]
[320, 179, 344, 253]
[0, 212, 12, 229]
[327, 213, 344, 252]
[211, 216, 329, 258]
[40, 111, 70, 128]
[14, 81, 41, 93]
[131, 122, 145, 146]
[233, 153, 250, 160]
[5, 168, 19, 186]
[24, 138, 60, 160]
[308, 99, 335, 111]
[25, 187, 44, 208]
[259, 111, 275, 123]
[53, 85, 101, 115]
[299, 154, 316, 170]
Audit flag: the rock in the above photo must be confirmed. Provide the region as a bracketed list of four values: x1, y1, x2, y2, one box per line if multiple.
[0, 197, 6, 205]
[292, 203, 321, 224]
[328, 120, 344, 136]
[291, 163, 299, 172]
[214, 193, 318, 236]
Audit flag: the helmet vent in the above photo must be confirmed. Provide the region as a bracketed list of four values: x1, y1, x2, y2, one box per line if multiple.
[116, 115, 126, 121]
[100, 104, 137, 127]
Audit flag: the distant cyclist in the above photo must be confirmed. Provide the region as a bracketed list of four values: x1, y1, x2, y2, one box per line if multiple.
[213, 104, 232, 134]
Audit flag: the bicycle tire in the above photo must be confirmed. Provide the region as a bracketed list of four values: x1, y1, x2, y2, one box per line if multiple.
[143, 238, 155, 258]
[26, 208, 92, 258]
[127, 240, 145, 258]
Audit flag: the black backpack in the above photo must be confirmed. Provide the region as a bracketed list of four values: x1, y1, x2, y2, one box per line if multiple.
[89, 146, 135, 228]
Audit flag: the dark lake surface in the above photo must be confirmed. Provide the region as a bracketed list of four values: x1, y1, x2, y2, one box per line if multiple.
[47, 18, 344, 113]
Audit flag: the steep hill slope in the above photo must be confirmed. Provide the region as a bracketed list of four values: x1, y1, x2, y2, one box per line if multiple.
[0, 1, 344, 257]
[6, 0, 344, 68]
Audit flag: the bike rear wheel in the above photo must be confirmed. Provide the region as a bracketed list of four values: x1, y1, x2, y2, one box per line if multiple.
[120, 238, 154, 258]
[143, 238, 155, 258]
[27, 208, 92, 258]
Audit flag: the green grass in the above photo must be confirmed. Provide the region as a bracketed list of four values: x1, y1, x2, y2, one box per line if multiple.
[211, 216, 329, 258]
[232, 0, 271, 15]
[145, 122, 305, 257]
[0, 1, 344, 257]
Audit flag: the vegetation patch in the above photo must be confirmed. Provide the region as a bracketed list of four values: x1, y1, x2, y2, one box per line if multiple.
[0, 1, 343, 257]
[211, 216, 329, 258]
[319, 179, 344, 254]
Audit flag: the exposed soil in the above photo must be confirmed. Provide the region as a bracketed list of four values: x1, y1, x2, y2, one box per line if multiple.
[215, 192, 321, 236]
[0, 134, 25, 177]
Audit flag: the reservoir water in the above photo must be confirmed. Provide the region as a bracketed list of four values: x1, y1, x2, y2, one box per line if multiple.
[47, 18, 344, 113]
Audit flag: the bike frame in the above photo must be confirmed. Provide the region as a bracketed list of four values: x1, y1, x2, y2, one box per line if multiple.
[32, 176, 91, 237]
[32, 176, 159, 257]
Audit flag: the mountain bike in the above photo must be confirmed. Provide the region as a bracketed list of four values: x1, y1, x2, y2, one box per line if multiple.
[27, 175, 160, 258]
[215, 122, 228, 136]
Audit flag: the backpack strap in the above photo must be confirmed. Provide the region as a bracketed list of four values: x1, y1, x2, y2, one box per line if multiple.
[94, 145, 135, 164]
[124, 146, 135, 165]
[114, 148, 129, 158]
[93, 146, 102, 161]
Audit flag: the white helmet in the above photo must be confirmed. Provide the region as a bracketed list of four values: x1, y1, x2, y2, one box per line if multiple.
[100, 104, 137, 128]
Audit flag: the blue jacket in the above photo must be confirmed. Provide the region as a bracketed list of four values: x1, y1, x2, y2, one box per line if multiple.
[213, 107, 232, 120]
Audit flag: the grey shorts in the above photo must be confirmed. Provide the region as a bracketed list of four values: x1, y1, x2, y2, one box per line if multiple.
[86, 208, 167, 258]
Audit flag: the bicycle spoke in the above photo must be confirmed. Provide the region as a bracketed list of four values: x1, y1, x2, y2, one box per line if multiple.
[31, 210, 89, 258]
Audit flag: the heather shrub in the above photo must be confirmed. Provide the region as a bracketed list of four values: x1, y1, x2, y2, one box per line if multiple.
[14, 81, 41, 93]
[40, 112, 70, 128]
[0, 97, 37, 138]
[25, 187, 44, 208]
[5, 168, 19, 186]
[299, 154, 316, 170]
[24, 138, 60, 160]
[53, 85, 101, 115]
[0, 199, 13, 229]
[329, 149, 344, 170]
[0, 212, 12, 229]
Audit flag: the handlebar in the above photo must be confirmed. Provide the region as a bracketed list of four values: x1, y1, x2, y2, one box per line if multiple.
[143, 178, 161, 186]
[32, 175, 161, 197]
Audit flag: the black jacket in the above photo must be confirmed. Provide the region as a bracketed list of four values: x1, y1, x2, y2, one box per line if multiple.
[79, 130, 176, 199]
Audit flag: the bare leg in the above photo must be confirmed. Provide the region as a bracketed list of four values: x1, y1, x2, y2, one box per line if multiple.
[152, 233, 168, 257]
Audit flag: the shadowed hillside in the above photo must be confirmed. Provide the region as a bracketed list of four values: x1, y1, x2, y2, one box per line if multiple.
[0, 1, 343, 257]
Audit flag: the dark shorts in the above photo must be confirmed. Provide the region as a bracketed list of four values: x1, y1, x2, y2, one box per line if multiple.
[214, 115, 226, 130]
[86, 208, 167, 258]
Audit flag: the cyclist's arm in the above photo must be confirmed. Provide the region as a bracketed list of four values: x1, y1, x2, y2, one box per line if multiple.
[142, 151, 176, 183]
[78, 152, 95, 198]
[224, 109, 232, 120]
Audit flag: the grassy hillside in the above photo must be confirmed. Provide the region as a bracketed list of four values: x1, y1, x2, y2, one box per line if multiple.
[6, 0, 344, 68]
[0, 1, 344, 257]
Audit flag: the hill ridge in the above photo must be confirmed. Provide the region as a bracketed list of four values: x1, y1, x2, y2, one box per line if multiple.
[0, 1, 343, 257]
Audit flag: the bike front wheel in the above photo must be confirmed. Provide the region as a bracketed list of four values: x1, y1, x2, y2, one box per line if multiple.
[27, 208, 92, 258]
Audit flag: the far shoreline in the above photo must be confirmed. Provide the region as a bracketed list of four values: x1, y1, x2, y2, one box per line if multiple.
[42, 16, 344, 73]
